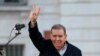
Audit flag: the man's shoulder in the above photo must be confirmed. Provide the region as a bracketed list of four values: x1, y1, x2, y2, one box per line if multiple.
[67, 42, 81, 52]
[65, 42, 82, 56]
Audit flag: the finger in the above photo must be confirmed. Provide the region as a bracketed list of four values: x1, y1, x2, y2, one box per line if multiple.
[32, 5, 36, 12]
[35, 6, 40, 16]
[32, 6, 40, 17]
[36, 7, 40, 16]
[29, 5, 36, 17]
[29, 5, 40, 21]
[30, 6, 40, 18]
[30, 5, 36, 15]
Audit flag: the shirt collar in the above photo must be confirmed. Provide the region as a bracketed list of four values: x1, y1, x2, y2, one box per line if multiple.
[59, 43, 67, 56]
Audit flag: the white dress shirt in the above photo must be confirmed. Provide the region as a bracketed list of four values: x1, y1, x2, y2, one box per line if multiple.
[59, 43, 67, 56]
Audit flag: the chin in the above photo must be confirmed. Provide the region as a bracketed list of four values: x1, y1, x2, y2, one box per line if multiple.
[55, 47, 62, 51]
[55, 45, 61, 48]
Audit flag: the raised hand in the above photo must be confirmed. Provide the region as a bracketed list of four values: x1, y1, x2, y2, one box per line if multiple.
[29, 5, 40, 27]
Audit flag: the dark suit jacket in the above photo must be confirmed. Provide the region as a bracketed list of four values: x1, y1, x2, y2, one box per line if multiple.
[28, 22, 82, 56]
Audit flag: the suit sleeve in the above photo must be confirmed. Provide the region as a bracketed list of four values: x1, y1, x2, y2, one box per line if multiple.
[28, 22, 46, 52]
[79, 50, 82, 56]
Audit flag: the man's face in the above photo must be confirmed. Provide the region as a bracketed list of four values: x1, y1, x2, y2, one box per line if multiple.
[50, 29, 67, 50]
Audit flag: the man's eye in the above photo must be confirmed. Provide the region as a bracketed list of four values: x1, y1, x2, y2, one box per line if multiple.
[53, 35, 57, 37]
[58, 35, 63, 37]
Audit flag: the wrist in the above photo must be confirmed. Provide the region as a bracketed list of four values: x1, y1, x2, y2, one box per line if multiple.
[31, 20, 37, 28]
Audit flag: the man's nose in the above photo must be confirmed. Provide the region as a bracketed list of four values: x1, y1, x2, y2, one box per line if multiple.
[56, 37, 60, 40]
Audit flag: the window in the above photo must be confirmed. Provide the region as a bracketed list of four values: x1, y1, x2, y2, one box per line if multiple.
[0, 0, 27, 6]
[0, 45, 24, 56]
[4, 0, 19, 3]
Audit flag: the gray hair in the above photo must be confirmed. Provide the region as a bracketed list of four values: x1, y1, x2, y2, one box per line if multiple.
[51, 24, 66, 35]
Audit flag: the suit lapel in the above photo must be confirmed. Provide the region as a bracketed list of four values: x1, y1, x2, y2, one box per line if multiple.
[63, 42, 72, 56]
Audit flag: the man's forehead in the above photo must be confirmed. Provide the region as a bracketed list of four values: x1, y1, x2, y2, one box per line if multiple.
[51, 28, 64, 31]
[51, 29, 65, 34]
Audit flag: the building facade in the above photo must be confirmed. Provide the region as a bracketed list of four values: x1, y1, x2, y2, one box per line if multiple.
[0, 0, 100, 56]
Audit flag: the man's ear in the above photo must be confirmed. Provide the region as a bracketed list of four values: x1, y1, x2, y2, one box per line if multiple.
[65, 34, 67, 37]
[65, 34, 67, 41]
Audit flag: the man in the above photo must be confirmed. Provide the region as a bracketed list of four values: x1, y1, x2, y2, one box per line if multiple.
[28, 5, 82, 56]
